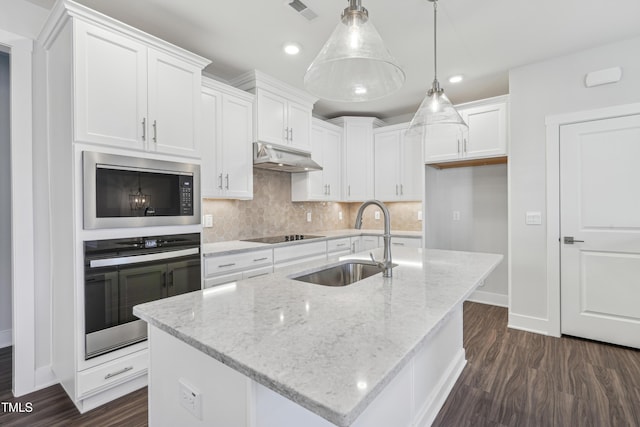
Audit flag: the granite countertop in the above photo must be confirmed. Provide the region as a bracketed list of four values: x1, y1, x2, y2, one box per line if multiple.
[202, 228, 422, 256]
[134, 247, 502, 426]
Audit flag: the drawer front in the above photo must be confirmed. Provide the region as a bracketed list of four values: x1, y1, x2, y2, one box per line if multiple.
[77, 349, 148, 398]
[327, 237, 351, 253]
[204, 249, 273, 277]
[204, 272, 243, 288]
[273, 241, 327, 263]
[360, 235, 381, 251]
[391, 237, 422, 248]
[242, 265, 273, 280]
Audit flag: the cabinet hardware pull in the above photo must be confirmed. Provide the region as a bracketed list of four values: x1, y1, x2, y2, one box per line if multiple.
[324, 184, 327, 195]
[348, 185, 351, 196]
[328, 184, 330, 195]
[218, 173, 223, 189]
[336, 243, 347, 247]
[218, 263, 236, 268]
[104, 366, 133, 380]
[457, 139, 460, 153]
[162, 272, 167, 287]
[463, 138, 468, 153]
[168, 270, 174, 287]
[396, 184, 398, 195]
[392, 242, 405, 246]
[152, 120, 157, 143]
[289, 128, 293, 141]
[225, 174, 229, 190]
[400, 184, 403, 195]
[247, 272, 269, 279]
[253, 257, 268, 262]
[141, 118, 146, 141]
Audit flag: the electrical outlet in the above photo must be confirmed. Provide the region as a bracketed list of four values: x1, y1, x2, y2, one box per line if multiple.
[338, 211, 343, 220]
[417, 210, 423, 221]
[306, 211, 312, 222]
[453, 211, 461, 221]
[203, 214, 213, 228]
[374, 210, 381, 220]
[179, 379, 202, 420]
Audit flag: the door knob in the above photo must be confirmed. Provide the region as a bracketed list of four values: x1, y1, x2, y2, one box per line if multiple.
[563, 236, 585, 244]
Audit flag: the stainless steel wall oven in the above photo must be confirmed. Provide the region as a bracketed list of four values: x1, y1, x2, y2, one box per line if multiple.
[83, 151, 201, 229]
[83, 233, 201, 359]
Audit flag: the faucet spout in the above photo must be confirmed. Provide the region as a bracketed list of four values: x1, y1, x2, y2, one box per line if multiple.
[354, 200, 393, 277]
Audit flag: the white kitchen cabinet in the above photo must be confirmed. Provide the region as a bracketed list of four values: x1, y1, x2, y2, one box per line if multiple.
[201, 77, 254, 199]
[73, 20, 207, 157]
[291, 119, 342, 201]
[359, 235, 381, 251]
[232, 70, 317, 152]
[391, 236, 423, 248]
[327, 237, 352, 259]
[424, 95, 508, 164]
[273, 241, 327, 271]
[374, 123, 423, 201]
[39, 0, 209, 413]
[329, 116, 385, 201]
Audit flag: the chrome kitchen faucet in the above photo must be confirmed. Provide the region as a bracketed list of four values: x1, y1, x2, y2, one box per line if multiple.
[354, 200, 393, 277]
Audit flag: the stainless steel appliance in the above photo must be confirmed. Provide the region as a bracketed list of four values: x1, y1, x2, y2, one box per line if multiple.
[253, 142, 322, 172]
[83, 151, 200, 229]
[241, 234, 323, 244]
[83, 233, 201, 359]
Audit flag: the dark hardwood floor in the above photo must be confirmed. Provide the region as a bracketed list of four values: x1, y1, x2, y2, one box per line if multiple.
[1, 302, 639, 426]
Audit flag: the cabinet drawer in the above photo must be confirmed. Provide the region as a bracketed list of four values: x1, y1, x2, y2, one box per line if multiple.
[204, 272, 243, 288]
[273, 241, 326, 263]
[77, 349, 147, 398]
[391, 237, 422, 248]
[204, 249, 273, 277]
[327, 237, 351, 253]
[243, 265, 273, 280]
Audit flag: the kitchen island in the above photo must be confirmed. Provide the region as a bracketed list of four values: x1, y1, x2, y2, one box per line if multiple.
[134, 247, 502, 427]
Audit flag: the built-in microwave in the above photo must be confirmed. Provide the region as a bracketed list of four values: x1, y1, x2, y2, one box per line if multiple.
[83, 151, 201, 229]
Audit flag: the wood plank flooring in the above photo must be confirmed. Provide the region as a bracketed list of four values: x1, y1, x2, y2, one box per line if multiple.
[1, 302, 639, 426]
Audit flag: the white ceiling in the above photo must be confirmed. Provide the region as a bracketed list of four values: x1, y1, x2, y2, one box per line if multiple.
[27, 0, 640, 120]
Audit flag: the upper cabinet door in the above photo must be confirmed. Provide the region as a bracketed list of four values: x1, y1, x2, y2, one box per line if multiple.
[200, 87, 222, 198]
[374, 130, 401, 201]
[423, 125, 464, 163]
[323, 127, 342, 200]
[147, 49, 202, 158]
[256, 89, 288, 145]
[462, 102, 507, 159]
[288, 101, 312, 152]
[221, 94, 254, 199]
[74, 20, 147, 149]
[400, 130, 423, 200]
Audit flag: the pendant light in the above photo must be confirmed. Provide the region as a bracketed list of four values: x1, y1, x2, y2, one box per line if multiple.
[407, 0, 466, 135]
[304, 0, 405, 102]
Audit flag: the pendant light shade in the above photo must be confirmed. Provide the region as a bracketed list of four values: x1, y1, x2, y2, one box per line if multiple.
[407, 0, 466, 136]
[304, 0, 405, 102]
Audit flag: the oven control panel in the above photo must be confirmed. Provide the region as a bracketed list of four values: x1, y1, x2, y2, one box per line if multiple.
[179, 176, 193, 215]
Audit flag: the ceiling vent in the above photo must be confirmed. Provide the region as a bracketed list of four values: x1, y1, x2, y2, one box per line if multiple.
[288, 0, 318, 21]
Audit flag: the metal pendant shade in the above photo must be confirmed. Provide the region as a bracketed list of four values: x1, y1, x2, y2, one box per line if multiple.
[407, 0, 466, 136]
[304, 0, 405, 102]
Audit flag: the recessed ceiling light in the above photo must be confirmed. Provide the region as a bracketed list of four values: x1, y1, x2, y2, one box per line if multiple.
[283, 42, 301, 55]
[448, 75, 464, 84]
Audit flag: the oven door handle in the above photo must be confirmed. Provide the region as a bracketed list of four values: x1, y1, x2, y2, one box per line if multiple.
[89, 247, 200, 268]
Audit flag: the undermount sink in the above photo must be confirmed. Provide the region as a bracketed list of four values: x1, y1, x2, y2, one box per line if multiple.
[291, 260, 396, 287]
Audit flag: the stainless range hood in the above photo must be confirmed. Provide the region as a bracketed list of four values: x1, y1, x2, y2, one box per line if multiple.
[253, 142, 322, 173]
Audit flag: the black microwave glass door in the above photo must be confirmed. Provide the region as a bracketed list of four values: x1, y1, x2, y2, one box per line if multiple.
[95, 168, 190, 218]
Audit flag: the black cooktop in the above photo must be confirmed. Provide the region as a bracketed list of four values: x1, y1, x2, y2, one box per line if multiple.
[241, 234, 324, 244]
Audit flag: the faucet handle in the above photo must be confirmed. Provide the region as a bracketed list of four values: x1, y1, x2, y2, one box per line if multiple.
[369, 252, 376, 264]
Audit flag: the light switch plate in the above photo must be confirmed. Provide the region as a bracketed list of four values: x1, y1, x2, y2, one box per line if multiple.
[306, 211, 312, 222]
[525, 211, 542, 225]
[374, 211, 381, 220]
[203, 214, 213, 228]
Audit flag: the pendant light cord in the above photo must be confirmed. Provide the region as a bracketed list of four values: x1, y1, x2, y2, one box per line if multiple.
[433, 0, 438, 83]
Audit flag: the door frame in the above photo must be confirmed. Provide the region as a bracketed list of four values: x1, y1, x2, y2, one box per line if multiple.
[545, 102, 640, 338]
[0, 29, 36, 397]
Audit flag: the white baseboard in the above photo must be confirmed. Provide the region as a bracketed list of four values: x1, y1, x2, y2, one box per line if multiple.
[466, 290, 508, 307]
[0, 329, 12, 348]
[508, 312, 554, 336]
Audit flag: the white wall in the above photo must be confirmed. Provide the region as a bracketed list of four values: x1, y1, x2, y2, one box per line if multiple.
[509, 36, 640, 333]
[0, 51, 11, 348]
[424, 164, 508, 305]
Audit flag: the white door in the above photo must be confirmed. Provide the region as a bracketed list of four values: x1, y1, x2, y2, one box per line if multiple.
[560, 113, 640, 349]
